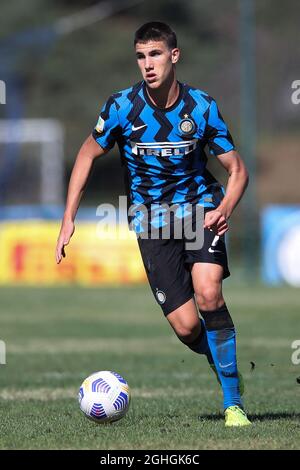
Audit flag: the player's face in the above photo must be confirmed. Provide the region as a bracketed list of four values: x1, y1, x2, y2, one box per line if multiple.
[135, 40, 180, 89]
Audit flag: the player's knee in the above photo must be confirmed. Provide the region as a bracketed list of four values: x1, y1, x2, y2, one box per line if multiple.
[195, 284, 223, 311]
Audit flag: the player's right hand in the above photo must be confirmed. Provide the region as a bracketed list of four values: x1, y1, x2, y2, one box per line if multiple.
[55, 219, 75, 264]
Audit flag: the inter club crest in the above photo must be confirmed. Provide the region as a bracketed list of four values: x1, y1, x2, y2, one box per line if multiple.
[178, 114, 196, 136]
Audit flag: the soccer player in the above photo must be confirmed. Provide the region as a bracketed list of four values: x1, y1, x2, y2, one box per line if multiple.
[56, 22, 251, 426]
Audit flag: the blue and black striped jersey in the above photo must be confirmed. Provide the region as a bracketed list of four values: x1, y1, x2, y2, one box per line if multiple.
[92, 81, 234, 228]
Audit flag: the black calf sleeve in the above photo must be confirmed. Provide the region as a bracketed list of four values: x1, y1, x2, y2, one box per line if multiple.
[200, 304, 234, 331]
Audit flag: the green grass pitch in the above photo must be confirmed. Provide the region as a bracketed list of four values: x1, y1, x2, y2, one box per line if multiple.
[0, 284, 299, 450]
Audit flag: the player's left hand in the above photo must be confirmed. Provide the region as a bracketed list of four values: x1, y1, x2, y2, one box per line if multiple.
[203, 209, 229, 236]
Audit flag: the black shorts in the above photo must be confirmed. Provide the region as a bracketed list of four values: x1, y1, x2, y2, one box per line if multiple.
[137, 229, 230, 316]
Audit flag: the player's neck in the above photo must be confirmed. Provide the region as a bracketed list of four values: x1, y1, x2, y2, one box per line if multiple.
[145, 73, 179, 109]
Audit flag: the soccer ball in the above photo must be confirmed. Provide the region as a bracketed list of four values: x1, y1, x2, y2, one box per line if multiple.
[78, 370, 131, 423]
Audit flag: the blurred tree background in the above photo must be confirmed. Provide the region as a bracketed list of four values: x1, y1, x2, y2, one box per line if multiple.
[1, 0, 300, 267]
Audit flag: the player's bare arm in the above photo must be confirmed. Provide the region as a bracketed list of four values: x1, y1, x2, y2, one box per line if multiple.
[55, 134, 107, 264]
[204, 150, 249, 236]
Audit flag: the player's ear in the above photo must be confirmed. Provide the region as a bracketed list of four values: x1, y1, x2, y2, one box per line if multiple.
[171, 48, 180, 64]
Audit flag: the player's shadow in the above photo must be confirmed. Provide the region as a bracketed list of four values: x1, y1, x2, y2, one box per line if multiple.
[198, 412, 300, 423]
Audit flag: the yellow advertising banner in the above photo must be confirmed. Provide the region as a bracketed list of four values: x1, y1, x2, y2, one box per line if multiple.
[0, 221, 146, 285]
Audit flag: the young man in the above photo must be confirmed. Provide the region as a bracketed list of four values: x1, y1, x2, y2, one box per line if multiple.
[56, 22, 251, 426]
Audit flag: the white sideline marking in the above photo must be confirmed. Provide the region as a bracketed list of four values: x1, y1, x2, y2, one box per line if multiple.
[8, 338, 176, 355]
[5, 336, 291, 356]
[0, 387, 214, 401]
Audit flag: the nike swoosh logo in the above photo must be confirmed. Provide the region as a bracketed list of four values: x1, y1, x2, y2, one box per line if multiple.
[132, 124, 147, 131]
[219, 362, 233, 368]
[208, 247, 222, 254]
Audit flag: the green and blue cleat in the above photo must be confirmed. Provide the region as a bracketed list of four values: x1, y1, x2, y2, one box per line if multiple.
[209, 365, 251, 426]
[224, 405, 252, 427]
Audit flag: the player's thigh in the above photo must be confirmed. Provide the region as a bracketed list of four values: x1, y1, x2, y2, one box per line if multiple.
[137, 237, 194, 316]
[191, 262, 224, 307]
[184, 226, 230, 280]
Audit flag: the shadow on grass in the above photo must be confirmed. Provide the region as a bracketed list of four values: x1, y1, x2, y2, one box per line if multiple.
[197, 412, 300, 422]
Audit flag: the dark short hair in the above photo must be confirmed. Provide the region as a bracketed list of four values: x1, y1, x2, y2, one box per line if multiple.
[134, 22, 177, 49]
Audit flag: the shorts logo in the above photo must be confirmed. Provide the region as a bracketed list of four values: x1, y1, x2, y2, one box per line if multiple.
[208, 235, 222, 254]
[156, 289, 166, 304]
[178, 115, 196, 136]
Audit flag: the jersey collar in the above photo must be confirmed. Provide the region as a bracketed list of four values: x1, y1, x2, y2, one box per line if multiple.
[142, 81, 184, 112]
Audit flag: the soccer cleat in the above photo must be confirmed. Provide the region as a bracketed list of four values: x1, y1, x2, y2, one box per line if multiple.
[210, 364, 245, 396]
[224, 405, 251, 427]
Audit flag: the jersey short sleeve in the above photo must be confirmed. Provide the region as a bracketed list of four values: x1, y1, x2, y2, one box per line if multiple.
[92, 96, 120, 150]
[205, 98, 235, 156]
